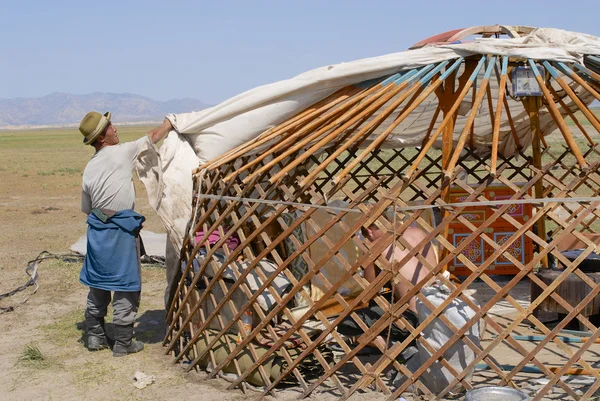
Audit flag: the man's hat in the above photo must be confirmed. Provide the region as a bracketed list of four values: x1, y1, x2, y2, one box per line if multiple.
[79, 111, 111, 145]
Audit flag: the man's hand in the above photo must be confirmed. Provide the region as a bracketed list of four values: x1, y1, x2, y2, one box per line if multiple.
[147, 118, 174, 144]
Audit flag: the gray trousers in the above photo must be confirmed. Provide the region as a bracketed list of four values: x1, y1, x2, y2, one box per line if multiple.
[86, 287, 141, 326]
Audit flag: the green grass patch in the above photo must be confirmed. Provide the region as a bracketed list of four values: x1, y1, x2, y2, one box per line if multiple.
[16, 342, 59, 370]
[38, 167, 81, 176]
[564, 108, 600, 127]
[42, 260, 83, 293]
[20, 342, 45, 362]
[40, 308, 85, 348]
[71, 360, 116, 388]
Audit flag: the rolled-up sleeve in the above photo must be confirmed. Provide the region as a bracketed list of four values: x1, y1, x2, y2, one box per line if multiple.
[81, 189, 92, 214]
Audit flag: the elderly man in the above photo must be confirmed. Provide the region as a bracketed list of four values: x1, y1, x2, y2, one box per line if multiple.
[78, 111, 172, 356]
[337, 220, 437, 353]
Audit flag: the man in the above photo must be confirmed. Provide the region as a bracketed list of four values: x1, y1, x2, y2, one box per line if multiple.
[79, 111, 172, 356]
[337, 220, 437, 352]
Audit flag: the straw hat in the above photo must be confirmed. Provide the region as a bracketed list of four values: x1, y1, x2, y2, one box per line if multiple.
[79, 111, 112, 145]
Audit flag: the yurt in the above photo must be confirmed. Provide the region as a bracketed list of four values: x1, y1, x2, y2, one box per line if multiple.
[148, 25, 600, 400]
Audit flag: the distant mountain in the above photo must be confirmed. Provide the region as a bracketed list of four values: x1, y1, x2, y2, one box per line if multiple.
[0, 92, 210, 128]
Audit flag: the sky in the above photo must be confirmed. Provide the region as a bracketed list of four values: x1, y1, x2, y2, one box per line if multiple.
[1, 0, 599, 104]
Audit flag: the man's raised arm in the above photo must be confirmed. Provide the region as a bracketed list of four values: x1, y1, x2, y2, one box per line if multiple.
[147, 118, 174, 144]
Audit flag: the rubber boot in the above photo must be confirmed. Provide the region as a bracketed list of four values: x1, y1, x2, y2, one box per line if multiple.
[113, 324, 144, 357]
[86, 315, 110, 351]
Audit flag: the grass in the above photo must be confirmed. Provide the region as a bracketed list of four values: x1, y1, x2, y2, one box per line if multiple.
[564, 108, 600, 128]
[40, 308, 85, 348]
[71, 360, 115, 388]
[43, 260, 84, 293]
[19, 342, 45, 362]
[17, 342, 58, 370]
[38, 167, 81, 176]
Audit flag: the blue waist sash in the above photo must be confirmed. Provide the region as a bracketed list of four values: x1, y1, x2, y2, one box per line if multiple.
[80, 209, 145, 292]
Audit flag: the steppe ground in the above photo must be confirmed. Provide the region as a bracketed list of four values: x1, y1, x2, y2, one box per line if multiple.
[1, 114, 600, 400]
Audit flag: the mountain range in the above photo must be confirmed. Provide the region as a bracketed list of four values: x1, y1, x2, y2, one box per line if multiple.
[0, 92, 210, 128]
[1, 92, 597, 130]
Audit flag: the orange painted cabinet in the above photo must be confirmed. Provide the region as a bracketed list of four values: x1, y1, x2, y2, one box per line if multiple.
[446, 184, 534, 276]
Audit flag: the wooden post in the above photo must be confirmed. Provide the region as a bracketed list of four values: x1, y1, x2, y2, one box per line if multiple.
[526, 95, 548, 268]
[435, 58, 479, 273]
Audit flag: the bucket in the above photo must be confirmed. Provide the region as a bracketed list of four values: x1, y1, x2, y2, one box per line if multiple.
[465, 386, 529, 401]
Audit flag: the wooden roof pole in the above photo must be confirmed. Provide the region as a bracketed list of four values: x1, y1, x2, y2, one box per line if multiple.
[240, 66, 431, 185]
[331, 58, 465, 184]
[544, 61, 600, 141]
[493, 60, 524, 150]
[403, 57, 486, 180]
[483, 58, 496, 144]
[444, 56, 497, 180]
[490, 57, 509, 178]
[205, 86, 358, 171]
[529, 60, 589, 174]
[565, 62, 600, 102]
[575, 59, 600, 82]
[549, 85, 596, 146]
[422, 104, 441, 144]
[503, 94, 525, 149]
[263, 64, 440, 187]
[225, 74, 409, 180]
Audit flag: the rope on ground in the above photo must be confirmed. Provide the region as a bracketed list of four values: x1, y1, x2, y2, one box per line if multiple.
[0, 250, 166, 315]
[0, 251, 83, 314]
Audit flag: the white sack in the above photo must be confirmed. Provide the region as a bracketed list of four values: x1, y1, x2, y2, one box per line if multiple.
[394, 278, 481, 396]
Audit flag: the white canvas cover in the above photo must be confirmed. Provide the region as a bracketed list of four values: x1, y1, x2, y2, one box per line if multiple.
[135, 27, 600, 250]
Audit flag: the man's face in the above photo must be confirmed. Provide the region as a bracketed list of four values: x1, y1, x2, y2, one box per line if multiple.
[362, 225, 383, 242]
[102, 123, 119, 146]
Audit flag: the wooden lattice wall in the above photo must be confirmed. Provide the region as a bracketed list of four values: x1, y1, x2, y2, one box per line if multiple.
[164, 54, 600, 400]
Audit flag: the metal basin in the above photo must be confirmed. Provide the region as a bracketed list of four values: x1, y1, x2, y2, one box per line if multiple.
[466, 386, 529, 401]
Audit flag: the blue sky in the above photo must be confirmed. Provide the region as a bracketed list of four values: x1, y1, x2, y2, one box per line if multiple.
[1, 0, 598, 104]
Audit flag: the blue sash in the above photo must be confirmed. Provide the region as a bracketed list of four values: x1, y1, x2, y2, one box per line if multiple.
[80, 209, 145, 292]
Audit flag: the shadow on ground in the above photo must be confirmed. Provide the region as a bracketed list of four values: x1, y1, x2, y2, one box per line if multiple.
[75, 309, 167, 348]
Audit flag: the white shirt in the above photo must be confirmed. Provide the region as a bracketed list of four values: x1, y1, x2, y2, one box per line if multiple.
[81, 136, 149, 214]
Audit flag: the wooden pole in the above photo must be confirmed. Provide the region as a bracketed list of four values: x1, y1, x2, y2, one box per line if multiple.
[241, 66, 432, 185]
[544, 61, 600, 140]
[204, 86, 358, 171]
[403, 57, 486, 180]
[528, 60, 588, 174]
[490, 56, 509, 178]
[332, 58, 465, 185]
[444, 56, 497, 180]
[525, 94, 548, 268]
[263, 63, 445, 187]
[549, 85, 596, 146]
[560, 62, 600, 103]
[223, 76, 404, 180]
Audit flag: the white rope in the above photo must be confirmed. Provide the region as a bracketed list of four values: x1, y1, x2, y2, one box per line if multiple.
[196, 193, 600, 214]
